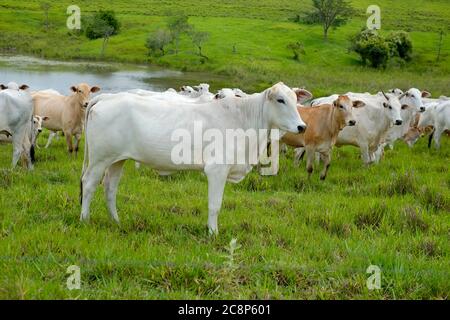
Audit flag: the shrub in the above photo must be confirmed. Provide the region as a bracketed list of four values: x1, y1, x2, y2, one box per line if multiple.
[146, 29, 172, 56]
[387, 31, 413, 61]
[350, 29, 413, 68]
[349, 29, 390, 68]
[286, 41, 306, 61]
[85, 11, 121, 40]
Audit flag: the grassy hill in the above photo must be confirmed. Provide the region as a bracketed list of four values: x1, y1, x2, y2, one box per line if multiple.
[0, 0, 449, 95]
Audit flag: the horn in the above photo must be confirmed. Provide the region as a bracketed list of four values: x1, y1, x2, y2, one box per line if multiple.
[398, 92, 407, 100]
[381, 90, 389, 101]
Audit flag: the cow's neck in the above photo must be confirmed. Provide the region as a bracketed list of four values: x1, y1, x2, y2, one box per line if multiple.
[236, 92, 271, 152]
[235, 92, 269, 131]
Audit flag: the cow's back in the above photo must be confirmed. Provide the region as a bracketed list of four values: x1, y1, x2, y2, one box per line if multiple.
[32, 93, 66, 131]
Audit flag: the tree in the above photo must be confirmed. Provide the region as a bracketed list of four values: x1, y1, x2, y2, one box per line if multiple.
[85, 11, 121, 40]
[302, 0, 354, 40]
[146, 29, 172, 56]
[287, 42, 306, 61]
[167, 15, 192, 54]
[40, 2, 51, 31]
[190, 31, 210, 59]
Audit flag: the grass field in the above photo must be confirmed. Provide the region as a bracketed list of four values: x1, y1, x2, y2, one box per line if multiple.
[0, 131, 449, 299]
[0, 0, 449, 300]
[0, 0, 449, 94]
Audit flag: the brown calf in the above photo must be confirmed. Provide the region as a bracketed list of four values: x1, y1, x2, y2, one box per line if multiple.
[32, 83, 100, 154]
[282, 95, 365, 180]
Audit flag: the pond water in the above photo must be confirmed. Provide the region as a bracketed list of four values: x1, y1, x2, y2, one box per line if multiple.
[0, 55, 230, 95]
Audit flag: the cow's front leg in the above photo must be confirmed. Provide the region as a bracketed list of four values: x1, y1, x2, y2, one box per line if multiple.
[205, 164, 230, 235]
[433, 127, 443, 149]
[294, 147, 305, 167]
[64, 132, 73, 154]
[305, 147, 315, 179]
[319, 152, 331, 181]
[74, 132, 82, 155]
[45, 131, 57, 148]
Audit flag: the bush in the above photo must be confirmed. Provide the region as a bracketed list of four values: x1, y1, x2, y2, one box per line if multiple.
[350, 30, 390, 68]
[85, 11, 121, 40]
[146, 29, 172, 56]
[350, 29, 413, 68]
[387, 31, 413, 61]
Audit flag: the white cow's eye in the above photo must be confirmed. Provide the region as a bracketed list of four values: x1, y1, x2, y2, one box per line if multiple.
[277, 99, 285, 104]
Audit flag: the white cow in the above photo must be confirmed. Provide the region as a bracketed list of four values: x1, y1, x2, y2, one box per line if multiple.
[0, 82, 34, 169]
[312, 91, 403, 165]
[80, 83, 307, 234]
[380, 88, 431, 150]
[418, 100, 450, 149]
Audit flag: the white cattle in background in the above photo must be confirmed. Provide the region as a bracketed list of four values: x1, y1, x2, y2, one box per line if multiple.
[312, 91, 403, 165]
[0, 82, 34, 169]
[80, 83, 307, 235]
[378, 88, 431, 151]
[418, 100, 450, 149]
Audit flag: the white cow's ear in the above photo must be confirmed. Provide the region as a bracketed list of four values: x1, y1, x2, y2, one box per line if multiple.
[91, 86, 101, 93]
[294, 89, 313, 103]
[71, 86, 78, 93]
[19, 84, 29, 90]
[42, 116, 50, 121]
[401, 104, 410, 110]
[353, 100, 365, 108]
[422, 91, 431, 98]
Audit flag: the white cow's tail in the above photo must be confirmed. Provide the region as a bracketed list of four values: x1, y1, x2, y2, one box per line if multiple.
[80, 99, 98, 205]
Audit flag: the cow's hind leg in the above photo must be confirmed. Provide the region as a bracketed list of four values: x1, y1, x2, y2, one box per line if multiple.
[104, 160, 126, 223]
[11, 130, 27, 169]
[205, 165, 230, 235]
[80, 161, 108, 222]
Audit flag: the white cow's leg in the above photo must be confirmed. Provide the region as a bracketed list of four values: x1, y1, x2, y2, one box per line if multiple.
[45, 131, 57, 148]
[434, 128, 443, 149]
[205, 165, 230, 235]
[80, 162, 108, 222]
[104, 160, 126, 223]
[293, 147, 305, 167]
[135, 162, 141, 170]
[360, 144, 371, 166]
[11, 130, 26, 169]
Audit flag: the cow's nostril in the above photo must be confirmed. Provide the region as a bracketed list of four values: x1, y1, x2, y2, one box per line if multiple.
[395, 120, 403, 125]
[297, 125, 306, 133]
[349, 120, 356, 126]
[420, 107, 425, 112]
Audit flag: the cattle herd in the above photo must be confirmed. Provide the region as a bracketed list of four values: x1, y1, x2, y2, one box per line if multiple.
[0, 81, 448, 234]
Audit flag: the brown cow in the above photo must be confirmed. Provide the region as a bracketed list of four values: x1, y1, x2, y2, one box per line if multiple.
[282, 95, 365, 180]
[32, 83, 100, 154]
